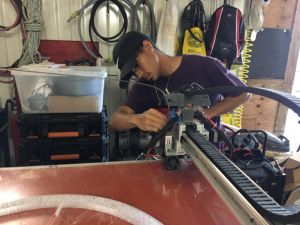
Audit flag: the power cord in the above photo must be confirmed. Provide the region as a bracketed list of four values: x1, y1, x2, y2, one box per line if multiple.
[89, 0, 128, 58]
[0, 0, 21, 32]
[75, 0, 130, 59]
[134, 0, 157, 43]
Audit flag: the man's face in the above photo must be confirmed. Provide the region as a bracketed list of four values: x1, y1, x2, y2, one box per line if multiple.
[132, 42, 160, 81]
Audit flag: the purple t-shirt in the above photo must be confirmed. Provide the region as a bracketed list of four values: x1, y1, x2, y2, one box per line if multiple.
[124, 55, 246, 113]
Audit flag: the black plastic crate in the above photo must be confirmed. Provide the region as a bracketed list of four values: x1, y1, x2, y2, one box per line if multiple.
[17, 107, 108, 138]
[20, 137, 108, 165]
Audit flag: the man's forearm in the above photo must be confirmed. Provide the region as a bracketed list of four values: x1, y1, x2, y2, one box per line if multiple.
[109, 111, 138, 131]
[109, 106, 169, 132]
[204, 93, 251, 118]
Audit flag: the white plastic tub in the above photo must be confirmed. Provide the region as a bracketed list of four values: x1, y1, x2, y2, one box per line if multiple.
[11, 65, 107, 113]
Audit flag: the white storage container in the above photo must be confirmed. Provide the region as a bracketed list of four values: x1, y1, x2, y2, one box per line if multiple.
[11, 65, 107, 113]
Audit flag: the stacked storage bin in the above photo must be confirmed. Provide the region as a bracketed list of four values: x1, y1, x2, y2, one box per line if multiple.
[12, 65, 108, 165]
[17, 110, 108, 165]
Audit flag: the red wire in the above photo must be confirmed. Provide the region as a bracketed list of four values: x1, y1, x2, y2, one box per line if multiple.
[233, 148, 241, 153]
[206, 117, 218, 128]
[232, 147, 254, 159]
[243, 152, 253, 157]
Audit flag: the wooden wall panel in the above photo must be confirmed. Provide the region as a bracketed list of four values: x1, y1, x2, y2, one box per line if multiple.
[263, 0, 297, 29]
[242, 79, 283, 132]
[243, 0, 300, 134]
[274, 0, 300, 134]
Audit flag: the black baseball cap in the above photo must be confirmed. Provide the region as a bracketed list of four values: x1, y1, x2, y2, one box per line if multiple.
[113, 31, 150, 89]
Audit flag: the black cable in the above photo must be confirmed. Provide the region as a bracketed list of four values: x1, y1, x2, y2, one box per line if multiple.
[251, 130, 267, 155]
[0, 0, 21, 31]
[194, 111, 235, 152]
[90, 0, 127, 43]
[143, 117, 177, 154]
[121, 0, 136, 31]
[134, 0, 157, 43]
[231, 128, 258, 150]
[88, 0, 128, 57]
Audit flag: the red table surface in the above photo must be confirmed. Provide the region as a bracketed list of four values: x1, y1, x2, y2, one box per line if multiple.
[0, 160, 242, 225]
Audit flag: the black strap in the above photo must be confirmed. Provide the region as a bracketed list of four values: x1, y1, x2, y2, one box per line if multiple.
[187, 28, 204, 43]
[181, 0, 206, 32]
[226, 59, 233, 70]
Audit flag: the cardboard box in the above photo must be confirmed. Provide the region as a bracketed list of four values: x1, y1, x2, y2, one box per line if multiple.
[284, 181, 300, 192]
[48, 96, 100, 113]
[284, 153, 300, 184]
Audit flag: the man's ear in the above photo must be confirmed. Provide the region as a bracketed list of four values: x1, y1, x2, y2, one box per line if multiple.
[143, 40, 154, 51]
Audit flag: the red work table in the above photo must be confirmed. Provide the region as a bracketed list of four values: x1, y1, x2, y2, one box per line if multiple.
[0, 160, 242, 225]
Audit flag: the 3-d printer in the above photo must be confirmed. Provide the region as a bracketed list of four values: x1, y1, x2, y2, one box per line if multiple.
[115, 85, 300, 225]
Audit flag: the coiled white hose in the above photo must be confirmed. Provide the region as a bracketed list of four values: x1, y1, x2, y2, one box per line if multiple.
[0, 194, 163, 225]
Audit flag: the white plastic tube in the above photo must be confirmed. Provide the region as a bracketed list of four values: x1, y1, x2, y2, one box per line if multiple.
[0, 194, 163, 225]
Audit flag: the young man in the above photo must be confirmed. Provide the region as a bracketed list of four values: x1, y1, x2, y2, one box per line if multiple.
[109, 31, 251, 132]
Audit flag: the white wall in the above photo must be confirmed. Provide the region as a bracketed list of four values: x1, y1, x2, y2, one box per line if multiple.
[0, 0, 245, 112]
[284, 49, 300, 152]
[0, 0, 22, 107]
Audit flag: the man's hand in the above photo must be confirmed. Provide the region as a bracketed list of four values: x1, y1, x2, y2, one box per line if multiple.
[109, 106, 168, 132]
[134, 108, 168, 132]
